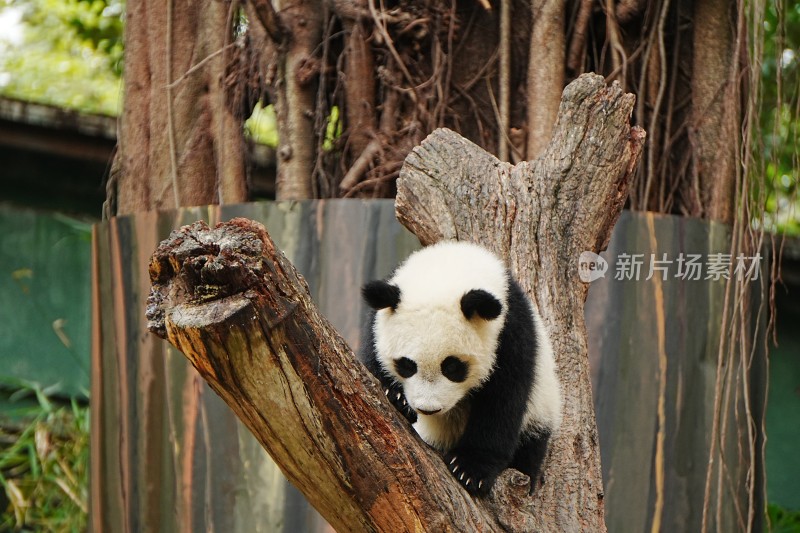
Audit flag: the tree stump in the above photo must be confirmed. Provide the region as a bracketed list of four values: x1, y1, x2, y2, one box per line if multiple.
[146, 73, 644, 532]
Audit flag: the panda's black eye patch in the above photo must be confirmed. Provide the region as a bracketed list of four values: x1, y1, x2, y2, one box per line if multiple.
[441, 356, 468, 383]
[394, 357, 417, 378]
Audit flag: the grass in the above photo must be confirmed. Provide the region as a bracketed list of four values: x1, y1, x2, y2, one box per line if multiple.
[0, 378, 88, 532]
[768, 503, 800, 533]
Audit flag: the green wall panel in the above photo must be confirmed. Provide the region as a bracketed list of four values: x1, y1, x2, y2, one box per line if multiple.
[765, 293, 800, 511]
[0, 205, 92, 398]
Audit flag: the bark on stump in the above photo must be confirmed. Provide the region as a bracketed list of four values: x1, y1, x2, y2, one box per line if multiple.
[146, 73, 644, 532]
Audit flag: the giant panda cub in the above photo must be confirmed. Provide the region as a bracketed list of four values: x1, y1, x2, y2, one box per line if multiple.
[360, 240, 562, 496]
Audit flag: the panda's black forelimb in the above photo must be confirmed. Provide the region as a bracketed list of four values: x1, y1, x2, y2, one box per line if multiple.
[445, 277, 538, 495]
[510, 430, 552, 495]
[383, 379, 417, 423]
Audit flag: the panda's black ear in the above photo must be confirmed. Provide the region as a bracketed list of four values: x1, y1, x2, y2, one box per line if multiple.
[362, 280, 401, 311]
[461, 289, 502, 321]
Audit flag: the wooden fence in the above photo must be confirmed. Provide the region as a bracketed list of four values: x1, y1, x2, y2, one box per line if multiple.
[91, 202, 764, 532]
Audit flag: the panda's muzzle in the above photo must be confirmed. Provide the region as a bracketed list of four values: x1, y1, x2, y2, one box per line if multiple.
[417, 408, 442, 416]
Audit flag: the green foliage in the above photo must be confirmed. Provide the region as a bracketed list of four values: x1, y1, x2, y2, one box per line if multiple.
[0, 377, 89, 532]
[767, 503, 800, 533]
[0, 0, 123, 115]
[244, 103, 340, 151]
[244, 102, 279, 148]
[323, 105, 341, 152]
[759, 2, 800, 235]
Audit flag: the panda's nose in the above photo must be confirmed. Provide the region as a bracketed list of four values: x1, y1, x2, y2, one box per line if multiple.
[417, 408, 441, 416]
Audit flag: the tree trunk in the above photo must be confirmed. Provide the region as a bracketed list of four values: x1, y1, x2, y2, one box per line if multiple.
[526, 0, 565, 159]
[273, 0, 324, 200]
[146, 74, 644, 531]
[112, 0, 247, 214]
[691, 0, 740, 223]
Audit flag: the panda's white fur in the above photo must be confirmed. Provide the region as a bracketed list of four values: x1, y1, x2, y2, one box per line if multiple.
[361, 240, 562, 495]
[526, 324, 562, 430]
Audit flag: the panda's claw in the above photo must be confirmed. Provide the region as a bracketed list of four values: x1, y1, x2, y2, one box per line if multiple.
[444, 449, 499, 496]
[383, 382, 417, 424]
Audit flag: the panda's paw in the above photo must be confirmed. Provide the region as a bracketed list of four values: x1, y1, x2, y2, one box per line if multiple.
[443, 449, 503, 496]
[384, 383, 417, 424]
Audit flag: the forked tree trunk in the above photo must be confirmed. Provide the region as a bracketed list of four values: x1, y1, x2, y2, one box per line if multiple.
[396, 73, 645, 531]
[146, 74, 644, 532]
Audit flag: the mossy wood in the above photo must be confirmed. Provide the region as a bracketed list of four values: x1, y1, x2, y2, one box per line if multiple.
[146, 73, 644, 532]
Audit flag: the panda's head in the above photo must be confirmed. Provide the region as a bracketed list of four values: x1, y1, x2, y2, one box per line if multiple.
[362, 241, 509, 417]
